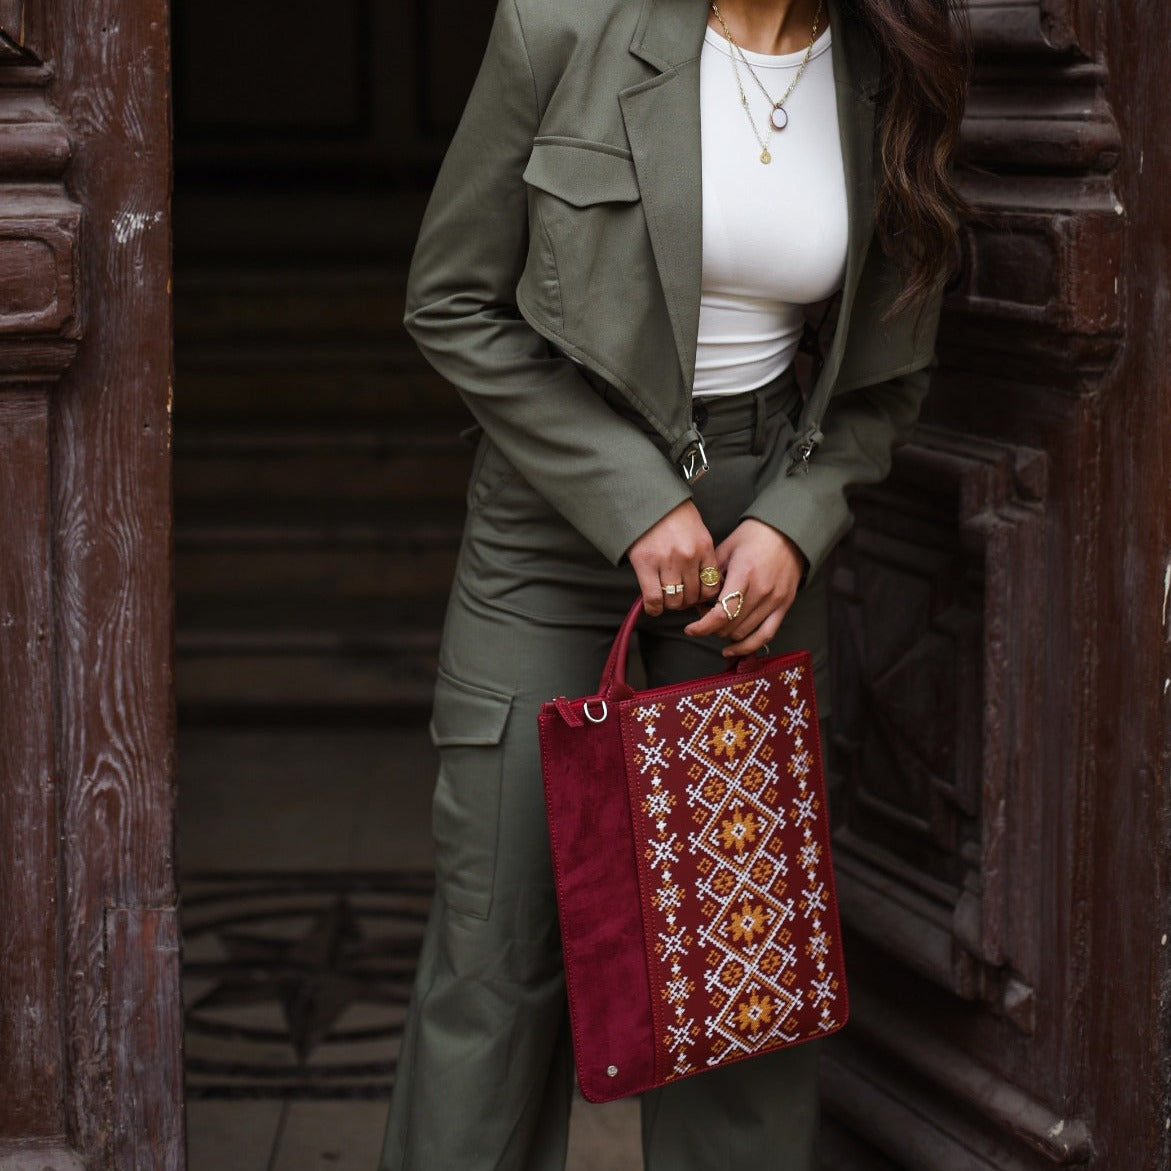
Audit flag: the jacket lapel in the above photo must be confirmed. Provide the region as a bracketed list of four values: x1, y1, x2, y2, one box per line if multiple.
[618, 0, 881, 399]
[619, 0, 709, 391]
[817, 0, 879, 397]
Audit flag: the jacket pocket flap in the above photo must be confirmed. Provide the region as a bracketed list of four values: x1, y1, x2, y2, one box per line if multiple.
[523, 140, 640, 207]
[430, 669, 513, 747]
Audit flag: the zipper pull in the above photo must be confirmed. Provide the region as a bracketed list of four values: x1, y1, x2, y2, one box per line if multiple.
[680, 434, 709, 484]
[787, 424, 824, 475]
[672, 424, 710, 484]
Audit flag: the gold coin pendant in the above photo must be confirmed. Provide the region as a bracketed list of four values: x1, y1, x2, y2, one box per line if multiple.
[760, 149, 771, 164]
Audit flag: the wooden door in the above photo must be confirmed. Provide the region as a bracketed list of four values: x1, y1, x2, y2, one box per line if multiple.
[0, 1, 182, 1168]
[820, 2, 1170, 1168]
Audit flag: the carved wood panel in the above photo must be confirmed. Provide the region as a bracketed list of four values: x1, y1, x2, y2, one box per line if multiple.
[821, 1, 1171, 1169]
[830, 430, 1047, 1013]
[0, 1, 24, 60]
[0, 391, 62, 1137]
[0, 33, 81, 1161]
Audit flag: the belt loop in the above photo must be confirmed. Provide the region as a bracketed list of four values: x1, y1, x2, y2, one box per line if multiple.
[750, 387, 767, 456]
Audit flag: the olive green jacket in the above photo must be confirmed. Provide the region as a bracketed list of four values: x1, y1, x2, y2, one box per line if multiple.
[404, 0, 941, 578]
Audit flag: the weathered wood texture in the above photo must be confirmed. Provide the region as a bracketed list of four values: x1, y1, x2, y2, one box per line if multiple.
[106, 910, 184, 1171]
[0, 14, 81, 1152]
[40, 0, 180, 1160]
[1087, 0, 1171, 1164]
[0, 393, 62, 1136]
[0, 0, 179, 1166]
[822, 0, 1170, 1167]
[0, 2, 24, 59]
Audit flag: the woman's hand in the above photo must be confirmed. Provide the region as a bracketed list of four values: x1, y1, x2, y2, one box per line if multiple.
[684, 519, 806, 656]
[627, 501, 723, 615]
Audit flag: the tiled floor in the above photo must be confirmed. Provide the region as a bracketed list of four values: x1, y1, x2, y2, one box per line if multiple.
[178, 725, 643, 1171]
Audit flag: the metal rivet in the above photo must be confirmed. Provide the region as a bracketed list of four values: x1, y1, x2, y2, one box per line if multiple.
[606, 1065, 618, 1078]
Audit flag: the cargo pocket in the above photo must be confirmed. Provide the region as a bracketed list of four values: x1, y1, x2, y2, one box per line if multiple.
[429, 668, 513, 919]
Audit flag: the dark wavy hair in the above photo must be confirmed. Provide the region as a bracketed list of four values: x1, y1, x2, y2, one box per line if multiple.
[855, 0, 971, 316]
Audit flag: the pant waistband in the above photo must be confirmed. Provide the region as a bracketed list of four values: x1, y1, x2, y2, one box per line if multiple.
[691, 366, 802, 440]
[602, 364, 802, 455]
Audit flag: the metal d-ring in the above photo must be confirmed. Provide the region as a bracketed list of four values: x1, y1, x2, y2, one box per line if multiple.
[583, 700, 609, 724]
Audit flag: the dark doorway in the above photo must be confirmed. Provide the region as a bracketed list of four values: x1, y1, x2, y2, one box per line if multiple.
[169, 1, 495, 1164]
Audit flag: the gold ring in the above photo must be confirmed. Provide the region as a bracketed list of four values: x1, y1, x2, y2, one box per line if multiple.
[699, 565, 722, 588]
[661, 583, 685, 597]
[720, 590, 744, 621]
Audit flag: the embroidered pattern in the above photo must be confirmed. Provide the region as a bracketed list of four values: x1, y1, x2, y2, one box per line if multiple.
[627, 664, 845, 1082]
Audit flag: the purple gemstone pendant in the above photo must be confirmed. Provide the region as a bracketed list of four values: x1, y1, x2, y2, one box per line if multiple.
[770, 105, 789, 131]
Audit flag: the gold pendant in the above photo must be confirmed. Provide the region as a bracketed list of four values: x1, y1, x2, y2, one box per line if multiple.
[760, 149, 771, 164]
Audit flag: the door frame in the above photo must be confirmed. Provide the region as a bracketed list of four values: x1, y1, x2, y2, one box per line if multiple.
[0, 0, 183, 1167]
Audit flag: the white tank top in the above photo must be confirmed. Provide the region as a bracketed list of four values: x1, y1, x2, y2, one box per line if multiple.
[695, 24, 848, 397]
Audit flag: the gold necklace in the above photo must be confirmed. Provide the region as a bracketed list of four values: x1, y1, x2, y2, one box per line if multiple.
[710, 0, 824, 164]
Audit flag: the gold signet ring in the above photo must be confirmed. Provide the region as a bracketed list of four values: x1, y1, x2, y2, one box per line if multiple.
[719, 590, 744, 621]
[699, 565, 722, 588]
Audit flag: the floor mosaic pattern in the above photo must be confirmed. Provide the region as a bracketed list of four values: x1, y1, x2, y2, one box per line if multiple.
[182, 870, 432, 1101]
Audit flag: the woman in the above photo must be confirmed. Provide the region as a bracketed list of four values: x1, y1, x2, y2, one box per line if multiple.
[380, 0, 968, 1167]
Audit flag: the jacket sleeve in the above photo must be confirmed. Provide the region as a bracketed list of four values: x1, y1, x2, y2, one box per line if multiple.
[402, 0, 692, 565]
[742, 282, 942, 582]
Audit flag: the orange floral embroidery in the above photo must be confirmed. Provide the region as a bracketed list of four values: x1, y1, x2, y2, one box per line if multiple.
[734, 990, 774, 1035]
[719, 805, 759, 854]
[730, 901, 766, 945]
[742, 765, 766, 792]
[720, 959, 745, 986]
[709, 714, 750, 759]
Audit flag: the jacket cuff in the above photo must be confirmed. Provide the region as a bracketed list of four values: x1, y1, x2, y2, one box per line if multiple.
[741, 470, 852, 584]
[591, 466, 694, 566]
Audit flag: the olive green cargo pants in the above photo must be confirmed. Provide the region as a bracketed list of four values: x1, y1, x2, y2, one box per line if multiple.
[379, 371, 829, 1171]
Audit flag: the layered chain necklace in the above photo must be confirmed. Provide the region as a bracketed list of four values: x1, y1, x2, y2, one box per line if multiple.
[710, 0, 824, 164]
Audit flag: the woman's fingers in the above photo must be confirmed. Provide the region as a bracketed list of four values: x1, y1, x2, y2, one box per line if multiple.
[633, 560, 666, 616]
[698, 560, 724, 603]
[662, 543, 719, 609]
[691, 543, 721, 606]
[684, 577, 796, 648]
[626, 501, 718, 614]
[684, 581, 749, 638]
[724, 603, 785, 658]
[660, 567, 687, 610]
[684, 519, 805, 646]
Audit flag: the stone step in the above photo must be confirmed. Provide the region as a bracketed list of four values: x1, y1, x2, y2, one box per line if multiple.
[174, 499, 464, 598]
[175, 266, 410, 343]
[175, 595, 446, 716]
[173, 190, 429, 267]
[175, 518, 462, 599]
[172, 347, 466, 426]
[175, 497, 465, 547]
[173, 425, 476, 504]
[169, 242, 464, 716]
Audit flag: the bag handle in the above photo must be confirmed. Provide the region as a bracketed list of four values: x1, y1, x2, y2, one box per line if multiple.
[598, 597, 646, 698]
[597, 597, 758, 699]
